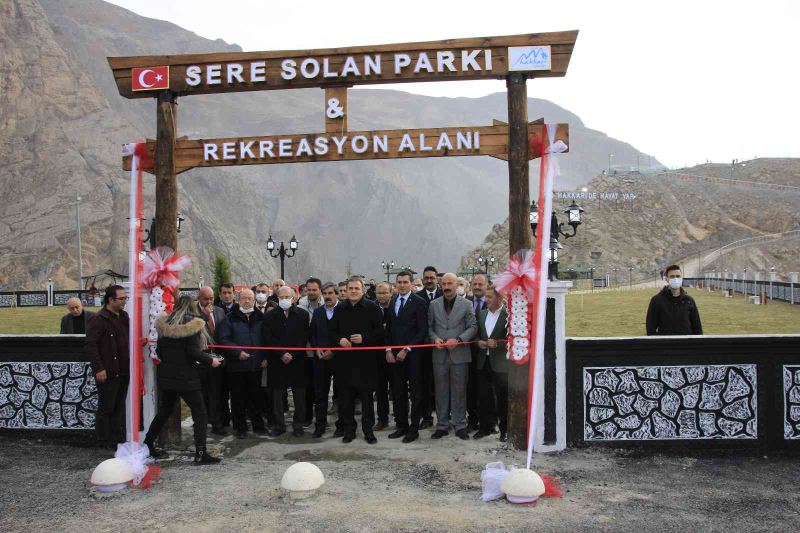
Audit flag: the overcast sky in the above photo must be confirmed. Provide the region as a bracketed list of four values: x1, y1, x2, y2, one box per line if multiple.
[107, 0, 798, 168]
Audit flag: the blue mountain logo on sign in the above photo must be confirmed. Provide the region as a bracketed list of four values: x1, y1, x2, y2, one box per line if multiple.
[514, 48, 548, 68]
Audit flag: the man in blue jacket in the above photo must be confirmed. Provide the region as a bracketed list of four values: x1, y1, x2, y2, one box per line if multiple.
[385, 270, 429, 443]
[217, 288, 267, 439]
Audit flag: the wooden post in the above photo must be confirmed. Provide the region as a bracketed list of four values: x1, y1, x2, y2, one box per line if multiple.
[324, 86, 349, 133]
[506, 73, 532, 451]
[154, 90, 182, 444]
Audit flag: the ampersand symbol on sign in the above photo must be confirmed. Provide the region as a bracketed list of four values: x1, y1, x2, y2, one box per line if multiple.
[326, 98, 345, 119]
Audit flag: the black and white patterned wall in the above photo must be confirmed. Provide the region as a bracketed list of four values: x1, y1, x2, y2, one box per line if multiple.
[0, 362, 97, 429]
[0, 294, 13, 307]
[784, 365, 800, 440]
[19, 293, 48, 307]
[584, 364, 757, 441]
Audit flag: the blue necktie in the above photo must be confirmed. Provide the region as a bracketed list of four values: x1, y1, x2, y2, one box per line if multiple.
[398, 296, 406, 313]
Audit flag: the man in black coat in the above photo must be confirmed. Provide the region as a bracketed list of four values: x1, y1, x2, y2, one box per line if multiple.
[310, 282, 342, 438]
[328, 276, 384, 444]
[466, 274, 488, 431]
[196, 286, 230, 435]
[385, 270, 428, 443]
[374, 281, 394, 431]
[646, 264, 703, 335]
[415, 266, 442, 428]
[60, 298, 95, 334]
[85, 285, 129, 449]
[217, 289, 267, 439]
[263, 286, 311, 437]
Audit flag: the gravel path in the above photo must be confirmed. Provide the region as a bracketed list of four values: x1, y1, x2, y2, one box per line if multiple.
[1, 430, 799, 532]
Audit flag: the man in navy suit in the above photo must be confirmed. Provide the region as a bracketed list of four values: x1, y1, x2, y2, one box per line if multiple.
[310, 282, 342, 438]
[415, 266, 442, 428]
[386, 270, 430, 443]
[466, 274, 488, 431]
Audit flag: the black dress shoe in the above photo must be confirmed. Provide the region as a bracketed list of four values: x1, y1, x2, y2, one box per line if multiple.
[456, 429, 469, 440]
[499, 431, 508, 442]
[267, 428, 285, 438]
[419, 419, 433, 429]
[388, 429, 407, 439]
[211, 425, 228, 436]
[312, 428, 325, 438]
[468, 420, 480, 431]
[333, 427, 344, 438]
[342, 435, 354, 443]
[402, 430, 419, 443]
[364, 433, 378, 444]
[374, 421, 389, 431]
[431, 429, 448, 439]
[293, 428, 304, 437]
[472, 429, 492, 440]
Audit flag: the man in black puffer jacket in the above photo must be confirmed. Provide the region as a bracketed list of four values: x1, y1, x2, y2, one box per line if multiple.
[646, 264, 703, 336]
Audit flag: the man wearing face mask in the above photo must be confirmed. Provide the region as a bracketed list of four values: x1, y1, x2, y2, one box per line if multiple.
[646, 264, 703, 336]
[254, 283, 271, 314]
[263, 286, 311, 437]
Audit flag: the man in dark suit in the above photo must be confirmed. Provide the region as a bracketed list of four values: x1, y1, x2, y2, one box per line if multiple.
[474, 286, 509, 442]
[216, 282, 237, 314]
[310, 282, 342, 438]
[197, 286, 230, 435]
[60, 298, 95, 334]
[374, 281, 394, 431]
[385, 270, 428, 443]
[466, 274, 488, 431]
[328, 276, 384, 444]
[263, 286, 311, 437]
[415, 266, 442, 428]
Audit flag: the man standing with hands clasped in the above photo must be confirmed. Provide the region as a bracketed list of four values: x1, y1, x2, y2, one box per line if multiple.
[646, 264, 703, 336]
[329, 276, 384, 444]
[428, 273, 477, 440]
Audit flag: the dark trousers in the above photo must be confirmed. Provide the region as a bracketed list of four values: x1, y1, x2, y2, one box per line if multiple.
[467, 353, 479, 425]
[228, 371, 265, 433]
[95, 377, 128, 445]
[420, 349, 435, 421]
[390, 351, 423, 430]
[201, 365, 229, 428]
[272, 385, 306, 431]
[313, 357, 341, 431]
[477, 360, 508, 432]
[304, 357, 315, 424]
[146, 388, 207, 449]
[376, 354, 392, 424]
[338, 385, 375, 437]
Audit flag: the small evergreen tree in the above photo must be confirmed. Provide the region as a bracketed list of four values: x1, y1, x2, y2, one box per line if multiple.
[212, 250, 232, 291]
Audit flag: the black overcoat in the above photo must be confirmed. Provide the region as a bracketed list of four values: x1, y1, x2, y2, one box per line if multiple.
[328, 297, 384, 389]
[263, 306, 310, 387]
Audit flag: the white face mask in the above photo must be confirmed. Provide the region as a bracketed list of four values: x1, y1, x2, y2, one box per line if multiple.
[668, 277, 683, 290]
[255, 293, 268, 304]
[279, 298, 292, 310]
[456, 286, 466, 297]
[240, 306, 254, 314]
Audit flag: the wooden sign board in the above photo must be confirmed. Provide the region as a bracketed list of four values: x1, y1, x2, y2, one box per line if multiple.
[123, 122, 568, 173]
[108, 31, 578, 99]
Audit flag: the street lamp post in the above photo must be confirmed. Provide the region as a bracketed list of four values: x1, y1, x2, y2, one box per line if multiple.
[477, 254, 496, 275]
[142, 214, 185, 250]
[267, 235, 298, 280]
[381, 260, 395, 282]
[74, 193, 83, 289]
[628, 266, 633, 288]
[530, 199, 585, 280]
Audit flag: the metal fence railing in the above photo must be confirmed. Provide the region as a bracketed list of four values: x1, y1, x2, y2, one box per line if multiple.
[684, 278, 799, 305]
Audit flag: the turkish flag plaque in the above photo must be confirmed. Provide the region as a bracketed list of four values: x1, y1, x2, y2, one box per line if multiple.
[131, 66, 170, 91]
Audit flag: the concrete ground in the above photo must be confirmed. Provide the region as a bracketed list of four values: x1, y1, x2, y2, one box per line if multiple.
[1, 425, 799, 533]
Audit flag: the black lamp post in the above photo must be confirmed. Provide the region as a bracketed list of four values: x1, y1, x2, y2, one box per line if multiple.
[267, 234, 298, 280]
[381, 260, 395, 282]
[141, 214, 185, 250]
[530, 199, 585, 280]
[477, 254, 496, 275]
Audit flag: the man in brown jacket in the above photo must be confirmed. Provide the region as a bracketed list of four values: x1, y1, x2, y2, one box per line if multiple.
[85, 285, 130, 449]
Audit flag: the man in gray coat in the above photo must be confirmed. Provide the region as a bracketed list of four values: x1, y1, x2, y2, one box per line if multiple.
[428, 273, 477, 440]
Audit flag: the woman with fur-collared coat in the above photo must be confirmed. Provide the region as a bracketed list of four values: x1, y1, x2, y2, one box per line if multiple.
[143, 295, 222, 464]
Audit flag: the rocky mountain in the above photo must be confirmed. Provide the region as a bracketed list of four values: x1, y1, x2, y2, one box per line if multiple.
[1, 0, 658, 290]
[462, 158, 800, 283]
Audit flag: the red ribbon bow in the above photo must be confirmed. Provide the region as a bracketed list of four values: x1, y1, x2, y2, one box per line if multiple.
[142, 247, 191, 289]
[492, 250, 538, 300]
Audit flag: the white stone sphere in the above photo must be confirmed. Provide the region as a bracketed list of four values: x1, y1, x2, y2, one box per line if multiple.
[501, 468, 545, 504]
[91, 458, 134, 492]
[281, 462, 325, 499]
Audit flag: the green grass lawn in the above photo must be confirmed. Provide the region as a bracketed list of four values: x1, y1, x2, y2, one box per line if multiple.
[0, 291, 797, 338]
[566, 288, 800, 337]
